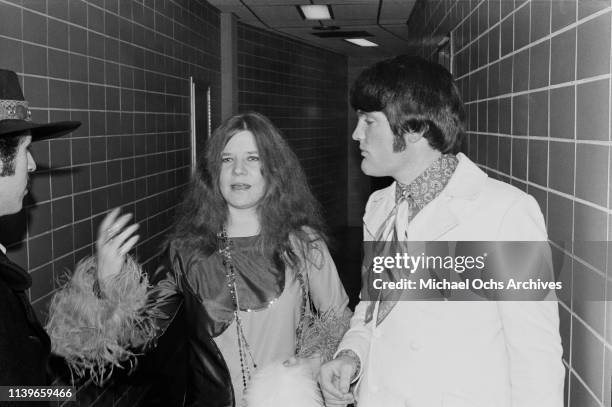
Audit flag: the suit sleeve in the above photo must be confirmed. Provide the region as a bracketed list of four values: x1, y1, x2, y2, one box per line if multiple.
[496, 194, 565, 407]
[334, 298, 372, 381]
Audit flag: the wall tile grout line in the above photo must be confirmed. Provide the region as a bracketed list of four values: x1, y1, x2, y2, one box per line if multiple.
[464, 73, 612, 105]
[455, 4, 612, 80]
[0, 0, 220, 63]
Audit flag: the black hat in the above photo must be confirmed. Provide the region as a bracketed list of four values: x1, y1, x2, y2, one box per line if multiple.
[0, 69, 80, 140]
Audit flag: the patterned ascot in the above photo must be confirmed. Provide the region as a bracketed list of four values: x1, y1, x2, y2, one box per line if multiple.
[364, 154, 459, 325]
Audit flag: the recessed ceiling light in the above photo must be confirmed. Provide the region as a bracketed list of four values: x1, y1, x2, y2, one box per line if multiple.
[297, 5, 333, 20]
[345, 38, 379, 47]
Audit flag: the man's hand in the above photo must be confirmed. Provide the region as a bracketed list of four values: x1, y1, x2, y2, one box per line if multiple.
[318, 354, 358, 407]
[96, 207, 139, 291]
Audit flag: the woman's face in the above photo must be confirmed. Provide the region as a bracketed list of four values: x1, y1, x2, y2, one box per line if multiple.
[219, 130, 267, 211]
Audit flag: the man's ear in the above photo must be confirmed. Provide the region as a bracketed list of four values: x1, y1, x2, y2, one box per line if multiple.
[403, 130, 424, 144]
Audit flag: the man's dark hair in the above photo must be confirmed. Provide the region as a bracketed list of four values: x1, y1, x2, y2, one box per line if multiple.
[350, 55, 466, 153]
[0, 134, 24, 176]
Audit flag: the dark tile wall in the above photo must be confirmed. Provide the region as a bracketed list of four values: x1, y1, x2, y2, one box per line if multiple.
[0, 0, 220, 404]
[408, 1, 611, 406]
[236, 23, 348, 229]
[346, 57, 402, 228]
[346, 58, 380, 227]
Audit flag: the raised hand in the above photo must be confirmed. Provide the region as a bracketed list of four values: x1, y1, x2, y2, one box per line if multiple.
[96, 207, 140, 289]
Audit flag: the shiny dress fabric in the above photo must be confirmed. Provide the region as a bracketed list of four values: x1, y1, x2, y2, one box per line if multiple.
[148, 246, 235, 407]
[0, 253, 52, 407]
[148, 236, 349, 407]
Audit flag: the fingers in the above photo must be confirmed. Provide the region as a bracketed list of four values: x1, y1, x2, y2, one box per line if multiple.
[319, 361, 355, 407]
[96, 208, 140, 257]
[338, 363, 353, 393]
[107, 213, 133, 241]
[321, 385, 352, 407]
[319, 365, 347, 400]
[99, 207, 120, 236]
[119, 234, 140, 256]
[112, 223, 139, 248]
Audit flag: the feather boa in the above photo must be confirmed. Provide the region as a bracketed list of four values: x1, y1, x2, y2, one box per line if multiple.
[243, 361, 322, 407]
[243, 310, 351, 407]
[45, 256, 156, 385]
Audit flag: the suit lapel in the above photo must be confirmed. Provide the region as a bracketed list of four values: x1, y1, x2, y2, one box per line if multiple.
[0, 252, 50, 351]
[407, 154, 488, 241]
[0, 251, 32, 291]
[363, 184, 396, 240]
[363, 154, 489, 242]
[411, 198, 460, 241]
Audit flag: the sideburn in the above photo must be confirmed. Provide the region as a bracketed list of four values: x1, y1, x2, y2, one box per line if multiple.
[0, 135, 21, 176]
[0, 160, 16, 176]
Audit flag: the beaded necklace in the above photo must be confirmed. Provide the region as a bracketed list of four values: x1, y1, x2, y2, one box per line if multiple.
[217, 229, 258, 391]
[216, 230, 311, 392]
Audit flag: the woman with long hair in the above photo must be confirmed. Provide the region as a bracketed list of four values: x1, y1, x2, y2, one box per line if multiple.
[144, 112, 350, 406]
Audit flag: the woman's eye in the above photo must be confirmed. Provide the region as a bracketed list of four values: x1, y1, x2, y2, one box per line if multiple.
[247, 155, 260, 161]
[365, 119, 375, 125]
[222, 157, 232, 163]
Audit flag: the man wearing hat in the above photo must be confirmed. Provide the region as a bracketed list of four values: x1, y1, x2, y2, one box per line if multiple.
[0, 69, 139, 387]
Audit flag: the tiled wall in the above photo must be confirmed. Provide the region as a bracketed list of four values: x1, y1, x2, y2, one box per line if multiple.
[236, 23, 348, 229]
[0, 0, 220, 404]
[346, 57, 376, 228]
[408, 0, 611, 406]
[346, 57, 400, 228]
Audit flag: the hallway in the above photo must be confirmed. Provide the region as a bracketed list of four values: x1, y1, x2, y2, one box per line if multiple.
[0, 0, 610, 406]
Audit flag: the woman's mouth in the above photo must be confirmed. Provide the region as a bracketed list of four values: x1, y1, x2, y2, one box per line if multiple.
[231, 183, 251, 190]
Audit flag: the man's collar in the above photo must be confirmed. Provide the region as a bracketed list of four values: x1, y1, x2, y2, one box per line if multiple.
[0, 243, 6, 255]
[395, 154, 459, 209]
[443, 153, 488, 199]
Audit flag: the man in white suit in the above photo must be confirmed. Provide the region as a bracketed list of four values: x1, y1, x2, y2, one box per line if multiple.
[319, 56, 564, 407]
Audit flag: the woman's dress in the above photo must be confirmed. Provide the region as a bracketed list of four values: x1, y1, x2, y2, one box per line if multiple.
[147, 234, 349, 406]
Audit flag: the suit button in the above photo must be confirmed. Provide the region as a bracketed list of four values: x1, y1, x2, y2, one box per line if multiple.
[410, 341, 421, 350]
[372, 328, 382, 338]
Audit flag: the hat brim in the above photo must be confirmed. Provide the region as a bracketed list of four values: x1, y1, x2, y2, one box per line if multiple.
[0, 119, 81, 140]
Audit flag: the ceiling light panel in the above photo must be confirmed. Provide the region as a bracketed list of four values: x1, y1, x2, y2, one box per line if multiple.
[345, 38, 379, 47]
[298, 5, 333, 20]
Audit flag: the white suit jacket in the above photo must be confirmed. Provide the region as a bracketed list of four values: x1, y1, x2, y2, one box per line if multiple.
[338, 153, 564, 407]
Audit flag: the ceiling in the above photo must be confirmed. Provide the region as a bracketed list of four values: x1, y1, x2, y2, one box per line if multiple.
[207, 0, 420, 58]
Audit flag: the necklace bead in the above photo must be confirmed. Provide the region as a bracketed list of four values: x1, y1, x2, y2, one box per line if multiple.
[218, 229, 258, 393]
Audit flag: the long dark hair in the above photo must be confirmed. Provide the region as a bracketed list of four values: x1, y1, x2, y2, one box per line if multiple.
[170, 112, 326, 269]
